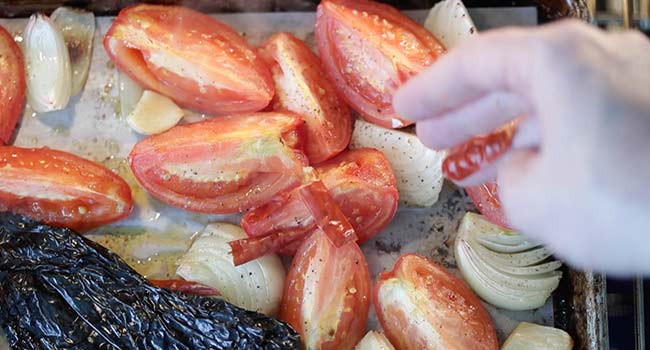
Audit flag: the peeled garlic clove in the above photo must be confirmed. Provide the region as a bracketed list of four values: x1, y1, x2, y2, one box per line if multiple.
[51, 7, 95, 96]
[119, 70, 144, 119]
[127, 90, 184, 135]
[503, 322, 574, 350]
[24, 13, 72, 113]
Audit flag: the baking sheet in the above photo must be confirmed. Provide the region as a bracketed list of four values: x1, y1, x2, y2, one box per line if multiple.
[0, 8, 547, 345]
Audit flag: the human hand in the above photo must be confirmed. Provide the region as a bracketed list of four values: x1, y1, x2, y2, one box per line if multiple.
[394, 20, 650, 275]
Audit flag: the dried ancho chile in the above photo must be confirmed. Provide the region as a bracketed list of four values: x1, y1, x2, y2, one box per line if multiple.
[0, 212, 300, 350]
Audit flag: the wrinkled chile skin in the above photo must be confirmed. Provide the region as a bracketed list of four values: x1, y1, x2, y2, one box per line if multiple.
[0, 212, 300, 350]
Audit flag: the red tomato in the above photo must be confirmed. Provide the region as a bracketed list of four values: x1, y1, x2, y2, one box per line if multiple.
[374, 254, 498, 350]
[442, 124, 515, 181]
[466, 181, 511, 229]
[237, 148, 397, 260]
[280, 229, 371, 350]
[129, 112, 308, 214]
[104, 4, 274, 115]
[316, 0, 445, 129]
[0, 146, 133, 231]
[259, 32, 351, 164]
[230, 180, 358, 265]
[149, 279, 220, 296]
[0, 25, 25, 145]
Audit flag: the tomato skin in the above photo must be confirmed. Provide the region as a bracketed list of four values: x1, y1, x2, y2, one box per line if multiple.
[259, 33, 351, 164]
[316, 0, 444, 129]
[149, 279, 220, 296]
[443, 124, 515, 181]
[0, 147, 133, 231]
[238, 148, 397, 260]
[0, 25, 25, 145]
[280, 230, 371, 350]
[104, 4, 274, 115]
[129, 112, 308, 214]
[375, 254, 498, 350]
[465, 182, 511, 229]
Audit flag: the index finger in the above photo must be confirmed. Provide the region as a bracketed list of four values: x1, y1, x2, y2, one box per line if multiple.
[393, 27, 539, 123]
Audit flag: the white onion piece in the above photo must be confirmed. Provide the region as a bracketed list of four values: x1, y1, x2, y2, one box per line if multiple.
[119, 70, 144, 119]
[350, 119, 445, 207]
[176, 222, 285, 315]
[355, 331, 396, 350]
[503, 322, 574, 350]
[24, 13, 72, 113]
[51, 7, 95, 96]
[127, 90, 184, 135]
[424, 0, 477, 49]
[455, 212, 563, 311]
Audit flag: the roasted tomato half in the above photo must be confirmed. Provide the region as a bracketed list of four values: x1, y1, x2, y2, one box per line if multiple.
[0, 146, 133, 231]
[104, 4, 274, 115]
[375, 254, 498, 350]
[0, 25, 25, 144]
[316, 0, 445, 129]
[260, 32, 351, 164]
[129, 112, 308, 214]
[280, 229, 371, 350]
[466, 181, 511, 229]
[238, 148, 397, 259]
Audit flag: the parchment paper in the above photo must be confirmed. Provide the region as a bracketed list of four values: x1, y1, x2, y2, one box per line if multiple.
[0, 8, 546, 344]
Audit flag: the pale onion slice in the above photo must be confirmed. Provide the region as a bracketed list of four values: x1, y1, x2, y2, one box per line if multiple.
[350, 119, 445, 207]
[424, 0, 477, 49]
[355, 331, 396, 350]
[455, 212, 563, 311]
[503, 322, 574, 350]
[24, 13, 72, 113]
[176, 222, 285, 316]
[51, 7, 95, 96]
[119, 70, 144, 119]
[126, 90, 184, 135]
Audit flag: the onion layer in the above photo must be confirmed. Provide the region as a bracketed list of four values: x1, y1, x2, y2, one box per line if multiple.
[424, 0, 477, 49]
[176, 222, 285, 315]
[51, 7, 95, 96]
[24, 13, 72, 113]
[119, 70, 144, 119]
[355, 331, 396, 350]
[454, 212, 562, 311]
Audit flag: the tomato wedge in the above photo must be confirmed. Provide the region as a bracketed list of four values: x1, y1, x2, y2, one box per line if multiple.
[129, 112, 308, 214]
[104, 4, 274, 115]
[259, 32, 351, 164]
[149, 279, 220, 296]
[230, 180, 358, 265]
[0, 146, 133, 231]
[375, 254, 498, 350]
[316, 0, 445, 129]
[0, 25, 25, 145]
[466, 181, 511, 229]
[237, 148, 397, 260]
[280, 229, 371, 350]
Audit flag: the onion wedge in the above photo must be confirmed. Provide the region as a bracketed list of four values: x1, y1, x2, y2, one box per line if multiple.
[355, 331, 396, 350]
[350, 119, 445, 207]
[24, 13, 72, 113]
[51, 7, 95, 96]
[424, 0, 477, 49]
[176, 222, 286, 315]
[118, 70, 144, 119]
[455, 212, 563, 311]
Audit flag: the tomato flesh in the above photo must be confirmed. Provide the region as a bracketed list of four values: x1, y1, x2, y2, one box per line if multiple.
[0, 25, 25, 145]
[235, 149, 397, 261]
[280, 230, 371, 350]
[149, 279, 220, 296]
[316, 0, 445, 128]
[0, 147, 133, 231]
[375, 254, 498, 350]
[260, 32, 351, 164]
[104, 4, 274, 115]
[465, 181, 511, 229]
[129, 112, 308, 214]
